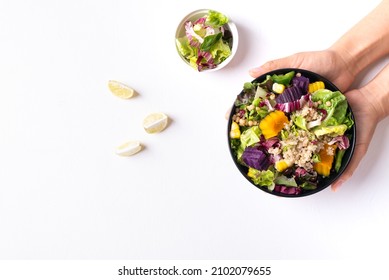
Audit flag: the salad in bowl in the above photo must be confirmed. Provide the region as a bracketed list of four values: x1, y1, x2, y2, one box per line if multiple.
[175, 9, 238, 72]
[228, 69, 356, 197]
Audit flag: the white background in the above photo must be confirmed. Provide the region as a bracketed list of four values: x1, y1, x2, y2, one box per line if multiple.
[1, 0, 389, 261]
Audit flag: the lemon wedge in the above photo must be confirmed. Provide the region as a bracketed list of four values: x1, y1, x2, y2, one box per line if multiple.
[108, 80, 134, 99]
[115, 141, 142, 156]
[143, 113, 169, 134]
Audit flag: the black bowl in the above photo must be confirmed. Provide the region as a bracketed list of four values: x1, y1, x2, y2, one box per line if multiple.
[227, 68, 356, 197]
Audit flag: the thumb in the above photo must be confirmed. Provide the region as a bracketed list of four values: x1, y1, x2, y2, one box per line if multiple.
[249, 56, 297, 78]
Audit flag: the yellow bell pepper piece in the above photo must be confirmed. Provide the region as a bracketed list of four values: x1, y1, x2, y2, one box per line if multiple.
[230, 121, 241, 139]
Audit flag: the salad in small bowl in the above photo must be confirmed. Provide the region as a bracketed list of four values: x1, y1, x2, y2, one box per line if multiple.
[175, 9, 238, 72]
[228, 69, 356, 197]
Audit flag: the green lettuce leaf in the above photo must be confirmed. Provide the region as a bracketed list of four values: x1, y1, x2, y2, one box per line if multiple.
[233, 126, 261, 161]
[274, 175, 298, 187]
[244, 82, 255, 91]
[313, 124, 348, 137]
[247, 168, 275, 190]
[188, 57, 198, 69]
[240, 126, 261, 149]
[343, 111, 355, 129]
[312, 89, 348, 126]
[176, 37, 196, 59]
[230, 138, 244, 161]
[206, 10, 229, 28]
[209, 37, 231, 65]
[292, 114, 307, 131]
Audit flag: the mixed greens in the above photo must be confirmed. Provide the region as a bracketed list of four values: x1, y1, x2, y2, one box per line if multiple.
[229, 71, 354, 195]
[176, 10, 233, 71]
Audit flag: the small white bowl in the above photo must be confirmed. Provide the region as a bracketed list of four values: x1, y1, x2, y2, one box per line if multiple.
[175, 9, 239, 72]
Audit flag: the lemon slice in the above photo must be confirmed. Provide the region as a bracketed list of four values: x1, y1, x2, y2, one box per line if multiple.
[115, 141, 142, 156]
[143, 113, 169, 134]
[108, 80, 134, 99]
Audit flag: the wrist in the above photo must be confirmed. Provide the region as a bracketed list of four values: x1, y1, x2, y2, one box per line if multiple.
[328, 43, 364, 79]
[362, 71, 389, 122]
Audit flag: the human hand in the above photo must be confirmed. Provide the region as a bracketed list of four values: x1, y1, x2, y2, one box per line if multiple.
[248, 52, 389, 192]
[249, 50, 356, 92]
[330, 88, 378, 191]
[331, 65, 389, 191]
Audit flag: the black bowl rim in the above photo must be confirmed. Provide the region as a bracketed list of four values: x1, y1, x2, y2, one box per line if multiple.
[227, 68, 357, 198]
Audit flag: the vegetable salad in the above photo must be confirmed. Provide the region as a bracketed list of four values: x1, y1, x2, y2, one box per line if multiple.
[176, 10, 233, 71]
[229, 70, 354, 195]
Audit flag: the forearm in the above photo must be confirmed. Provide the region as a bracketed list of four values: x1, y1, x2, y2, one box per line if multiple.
[329, 0, 389, 77]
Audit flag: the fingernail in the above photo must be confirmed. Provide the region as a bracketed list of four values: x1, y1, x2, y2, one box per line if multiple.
[331, 179, 344, 192]
[225, 109, 231, 120]
[249, 66, 263, 76]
